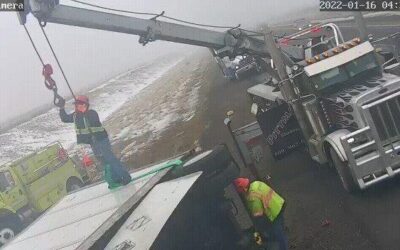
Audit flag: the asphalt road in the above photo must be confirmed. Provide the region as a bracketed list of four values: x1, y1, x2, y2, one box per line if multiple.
[197, 16, 400, 249]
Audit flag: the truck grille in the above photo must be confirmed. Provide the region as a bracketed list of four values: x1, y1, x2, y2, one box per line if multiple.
[369, 96, 400, 144]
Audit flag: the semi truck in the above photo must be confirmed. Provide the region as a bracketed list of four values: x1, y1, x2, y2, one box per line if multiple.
[246, 24, 400, 192]
[212, 52, 263, 81]
[0, 142, 87, 246]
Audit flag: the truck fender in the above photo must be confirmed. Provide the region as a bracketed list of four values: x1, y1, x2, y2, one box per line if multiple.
[323, 129, 351, 162]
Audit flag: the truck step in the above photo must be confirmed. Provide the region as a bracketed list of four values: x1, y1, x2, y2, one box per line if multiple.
[351, 140, 376, 153]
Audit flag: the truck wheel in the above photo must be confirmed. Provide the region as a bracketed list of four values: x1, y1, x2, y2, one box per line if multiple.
[0, 217, 22, 246]
[329, 147, 358, 193]
[66, 178, 84, 193]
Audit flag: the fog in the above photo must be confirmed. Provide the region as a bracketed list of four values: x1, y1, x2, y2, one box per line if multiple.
[0, 0, 315, 126]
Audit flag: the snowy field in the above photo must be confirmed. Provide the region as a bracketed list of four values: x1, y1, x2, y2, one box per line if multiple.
[0, 56, 185, 165]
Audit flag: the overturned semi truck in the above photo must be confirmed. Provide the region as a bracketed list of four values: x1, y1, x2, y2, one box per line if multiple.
[3, 145, 257, 250]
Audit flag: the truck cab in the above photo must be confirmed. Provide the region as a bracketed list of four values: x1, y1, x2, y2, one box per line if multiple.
[0, 142, 87, 246]
[247, 34, 400, 192]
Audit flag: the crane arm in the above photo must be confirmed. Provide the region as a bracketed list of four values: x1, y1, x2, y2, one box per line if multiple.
[19, 1, 269, 58]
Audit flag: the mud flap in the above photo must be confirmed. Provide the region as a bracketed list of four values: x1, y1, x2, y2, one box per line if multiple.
[257, 103, 305, 160]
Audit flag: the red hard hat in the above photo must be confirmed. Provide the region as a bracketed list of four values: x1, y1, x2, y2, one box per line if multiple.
[74, 95, 89, 104]
[233, 178, 250, 193]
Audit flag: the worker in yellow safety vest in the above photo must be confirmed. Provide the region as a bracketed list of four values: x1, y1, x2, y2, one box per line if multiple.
[234, 177, 288, 250]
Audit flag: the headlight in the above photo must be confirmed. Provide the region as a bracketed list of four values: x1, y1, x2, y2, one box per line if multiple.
[235, 66, 239, 69]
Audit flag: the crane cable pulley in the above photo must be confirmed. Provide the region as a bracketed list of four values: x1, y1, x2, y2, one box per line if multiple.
[23, 23, 76, 108]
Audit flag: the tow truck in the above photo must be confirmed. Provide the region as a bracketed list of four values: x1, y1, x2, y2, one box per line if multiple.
[212, 54, 262, 81]
[246, 23, 400, 192]
[6, 0, 400, 248]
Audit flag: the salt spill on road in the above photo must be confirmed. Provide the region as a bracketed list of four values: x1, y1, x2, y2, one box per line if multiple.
[0, 56, 184, 165]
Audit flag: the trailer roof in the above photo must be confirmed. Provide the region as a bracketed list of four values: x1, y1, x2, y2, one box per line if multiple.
[4, 159, 181, 250]
[105, 172, 202, 249]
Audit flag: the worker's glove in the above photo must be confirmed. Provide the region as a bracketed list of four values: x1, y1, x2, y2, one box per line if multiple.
[253, 232, 263, 246]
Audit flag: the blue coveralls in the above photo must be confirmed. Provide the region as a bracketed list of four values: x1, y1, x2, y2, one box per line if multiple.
[60, 108, 131, 184]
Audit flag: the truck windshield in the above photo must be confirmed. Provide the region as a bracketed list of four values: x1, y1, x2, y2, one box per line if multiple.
[345, 53, 378, 77]
[311, 53, 379, 91]
[0, 171, 14, 192]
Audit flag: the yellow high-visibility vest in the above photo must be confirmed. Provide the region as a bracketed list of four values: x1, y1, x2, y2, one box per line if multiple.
[246, 181, 285, 222]
[73, 113, 105, 135]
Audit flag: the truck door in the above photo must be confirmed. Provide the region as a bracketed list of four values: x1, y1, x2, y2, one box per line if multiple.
[0, 171, 28, 211]
[257, 103, 306, 160]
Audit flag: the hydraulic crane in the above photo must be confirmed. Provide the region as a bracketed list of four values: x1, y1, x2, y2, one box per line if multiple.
[19, 1, 269, 59]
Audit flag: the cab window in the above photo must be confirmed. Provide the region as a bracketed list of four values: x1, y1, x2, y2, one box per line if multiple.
[345, 53, 379, 77]
[0, 171, 15, 192]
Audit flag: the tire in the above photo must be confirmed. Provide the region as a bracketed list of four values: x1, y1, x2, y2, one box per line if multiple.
[66, 177, 84, 193]
[329, 147, 358, 193]
[0, 216, 22, 246]
[173, 144, 233, 178]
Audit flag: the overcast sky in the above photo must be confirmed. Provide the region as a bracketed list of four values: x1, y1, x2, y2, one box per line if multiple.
[0, 0, 315, 125]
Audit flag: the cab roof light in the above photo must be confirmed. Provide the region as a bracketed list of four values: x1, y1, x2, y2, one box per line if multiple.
[339, 44, 350, 50]
[332, 47, 342, 54]
[306, 58, 317, 64]
[352, 37, 361, 44]
[349, 41, 357, 47]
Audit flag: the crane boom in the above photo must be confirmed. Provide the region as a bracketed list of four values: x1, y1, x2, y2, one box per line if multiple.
[19, 1, 269, 58]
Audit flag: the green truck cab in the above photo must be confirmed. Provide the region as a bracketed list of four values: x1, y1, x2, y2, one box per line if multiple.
[0, 142, 88, 246]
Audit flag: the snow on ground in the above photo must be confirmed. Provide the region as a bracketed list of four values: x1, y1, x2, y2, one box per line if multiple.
[108, 59, 205, 162]
[0, 56, 184, 165]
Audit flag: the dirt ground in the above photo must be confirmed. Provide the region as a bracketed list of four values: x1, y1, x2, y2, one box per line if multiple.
[105, 51, 257, 169]
[104, 41, 398, 249]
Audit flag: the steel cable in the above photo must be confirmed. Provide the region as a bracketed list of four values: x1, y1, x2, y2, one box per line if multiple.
[69, 0, 242, 30]
[40, 25, 76, 100]
[23, 24, 45, 66]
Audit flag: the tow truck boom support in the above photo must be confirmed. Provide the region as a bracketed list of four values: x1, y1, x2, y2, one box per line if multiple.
[20, 1, 269, 58]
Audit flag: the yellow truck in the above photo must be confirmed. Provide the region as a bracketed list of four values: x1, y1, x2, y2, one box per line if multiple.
[0, 142, 88, 246]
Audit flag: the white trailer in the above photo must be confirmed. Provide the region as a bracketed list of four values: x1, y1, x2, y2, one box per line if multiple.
[3, 146, 245, 250]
